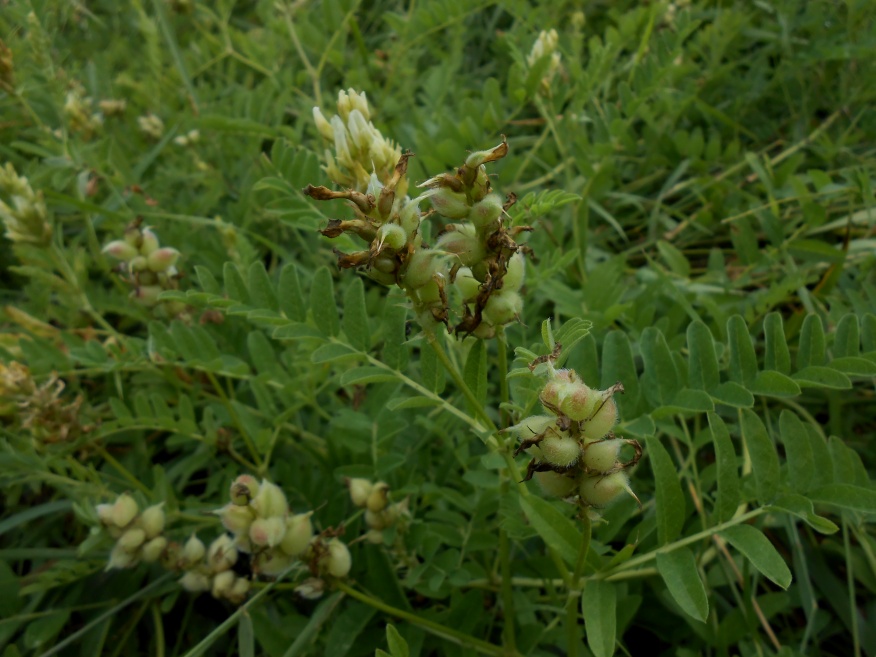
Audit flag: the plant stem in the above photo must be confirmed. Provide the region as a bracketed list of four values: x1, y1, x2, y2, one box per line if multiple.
[204, 371, 263, 470]
[496, 326, 510, 430]
[335, 581, 519, 657]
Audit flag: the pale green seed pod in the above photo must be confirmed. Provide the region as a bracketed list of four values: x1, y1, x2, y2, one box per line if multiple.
[582, 439, 620, 473]
[107, 542, 138, 570]
[376, 223, 407, 251]
[141, 536, 168, 563]
[280, 512, 314, 557]
[139, 503, 165, 539]
[216, 503, 255, 537]
[539, 433, 581, 468]
[454, 267, 480, 301]
[468, 193, 503, 228]
[346, 478, 373, 508]
[505, 415, 556, 440]
[249, 516, 286, 548]
[579, 472, 630, 507]
[581, 393, 618, 441]
[430, 188, 470, 219]
[533, 470, 579, 498]
[139, 229, 159, 256]
[110, 493, 139, 528]
[403, 249, 440, 289]
[482, 291, 522, 326]
[251, 480, 288, 518]
[503, 253, 525, 292]
[182, 534, 206, 565]
[255, 550, 294, 577]
[436, 225, 485, 267]
[131, 285, 162, 307]
[366, 482, 390, 513]
[117, 527, 146, 552]
[324, 539, 352, 578]
[179, 571, 211, 592]
[227, 576, 251, 604]
[416, 278, 442, 305]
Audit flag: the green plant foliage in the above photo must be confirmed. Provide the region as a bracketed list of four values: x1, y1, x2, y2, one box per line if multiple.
[1, 1, 875, 657]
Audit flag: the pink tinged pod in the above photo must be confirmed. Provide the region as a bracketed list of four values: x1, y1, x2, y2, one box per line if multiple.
[539, 434, 581, 468]
[102, 240, 138, 261]
[467, 193, 503, 228]
[558, 382, 599, 421]
[581, 394, 619, 441]
[146, 247, 180, 273]
[578, 472, 630, 507]
[131, 285, 162, 307]
[582, 439, 620, 473]
[533, 471, 579, 498]
[323, 539, 352, 578]
[280, 513, 314, 557]
[249, 516, 286, 548]
[179, 571, 211, 592]
[139, 503, 165, 539]
[141, 536, 168, 563]
[110, 493, 139, 528]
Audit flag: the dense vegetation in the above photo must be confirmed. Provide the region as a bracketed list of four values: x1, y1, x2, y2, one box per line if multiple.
[1, 1, 875, 656]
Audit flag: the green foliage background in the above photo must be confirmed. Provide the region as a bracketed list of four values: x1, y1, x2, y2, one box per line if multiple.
[1, 1, 875, 656]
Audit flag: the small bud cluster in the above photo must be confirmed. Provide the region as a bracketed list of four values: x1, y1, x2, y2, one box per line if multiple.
[173, 130, 200, 147]
[0, 163, 53, 246]
[175, 533, 251, 605]
[63, 82, 103, 139]
[304, 89, 532, 337]
[97, 494, 168, 570]
[345, 478, 410, 544]
[526, 30, 562, 96]
[138, 113, 165, 141]
[508, 357, 642, 515]
[102, 218, 186, 316]
[215, 475, 352, 592]
[98, 99, 127, 117]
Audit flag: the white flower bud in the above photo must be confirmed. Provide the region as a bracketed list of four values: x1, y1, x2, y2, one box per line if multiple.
[346, 478, 373, 508]
[280, 512, 314, 557]
[182, 534, 206, 565]
[141, 536, 168, 562]
[139, 503, 165, 539]
[110, 493, 139, 528]
[117, 527, 146, 552]
[249, 516, 286, 548]
[179, 571, 211, 592]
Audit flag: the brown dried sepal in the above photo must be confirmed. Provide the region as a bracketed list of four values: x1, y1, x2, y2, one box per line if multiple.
[303, 185, 374, 214]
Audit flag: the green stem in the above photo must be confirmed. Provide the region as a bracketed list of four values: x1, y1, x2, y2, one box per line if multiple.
[498, 518, 516, 653]
[335, 581, 518, 657]
[93, 445, 151, 496]
[204, 372, 263, 470]
[496, 326, 510, 430]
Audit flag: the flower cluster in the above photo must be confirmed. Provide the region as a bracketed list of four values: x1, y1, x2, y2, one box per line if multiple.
[346, 478, 410, 544]
[64, 82, 103, 139]
[304, 89, 532, 337]
[526, 29, 562, 96]
[508, 358, 641, 516]
[215, 475, 351, 588]
[0, 163, 52, 246]
[97, 494, 168, 570]
[102, 219, 186, 316]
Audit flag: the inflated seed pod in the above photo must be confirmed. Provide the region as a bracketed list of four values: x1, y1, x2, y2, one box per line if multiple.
[538, 433, 581, 468]
[482, 290, 522, 326]
[430, 188, 470, 219]
[502, 253, 525, 292]
[582, 439, 620, 473]
[581, 391, 618, 441]
[280, 513, 314, 557]
[533, 470, 579, 498]
[579, 472, 629, 507]
[402, 249, 440, 289]
[249, 517, 286, 548]
[454, 267, 480, 301]
[435, 225, 485, 267]
[467, 193, 503, 228]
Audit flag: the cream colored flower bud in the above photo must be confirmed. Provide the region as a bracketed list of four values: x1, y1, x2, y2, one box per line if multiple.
[118, 527, 146, 552]
[295, 577, 325, 600]
[227, 576, 251, 604]
[182, 534, 206, 565]
[346, 478, 373, 508]
[249, 516, 286, 548]
[211, 570, 236, 598]
[179, 571, 211, 592]
[323, 539, 352, 578]
[331, 115, 352, 165]
[251, 480, 288, 518]
[313, 107, 335, 141]
[102, 240, 138, 261]
[141, 536, 168, 562]
[207, 534, 238, 572]
[139, 503, 165, 539]
[280, 512, 314, 557]
[346, 110, 373, 152]
[336, 89, 353, 120]
[216, 503, 255, 536]
[107, 542, 138, 570]
[110, 493, 139, 528]
[347, 89, 370, 120]
[366, 482, 390, 513]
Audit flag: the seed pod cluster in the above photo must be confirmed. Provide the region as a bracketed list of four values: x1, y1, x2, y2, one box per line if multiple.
[508, 363, 642, 514]
[345, 477, 410, 544]
[214, 475, 351, 596]
[175, 533, 251, 605]
[303, 89, 532, 336]
[96, 494, 168, 571]
[102, 218, 187, 318]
